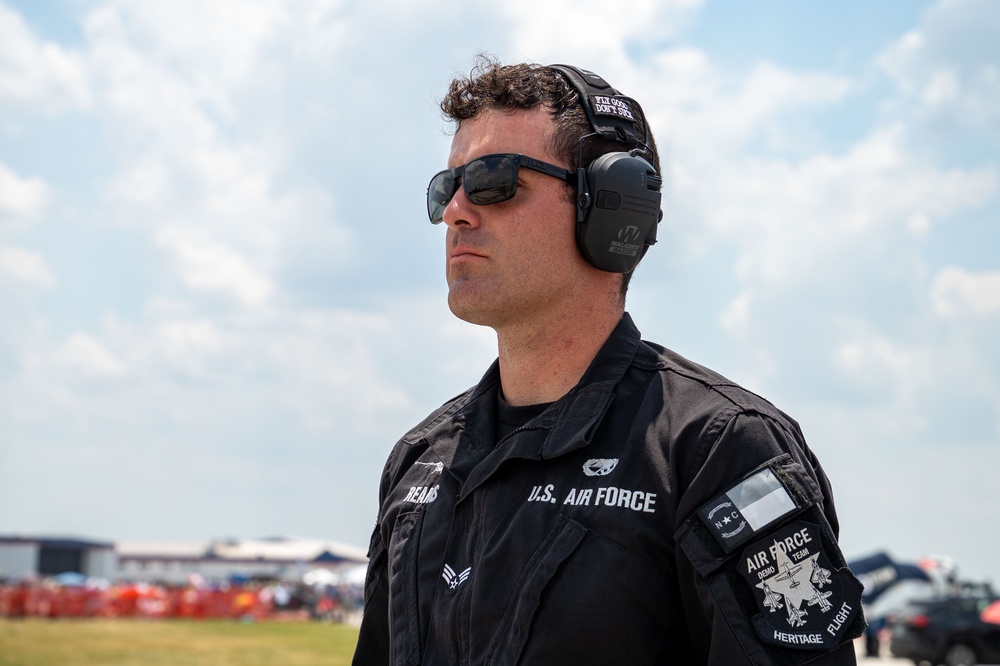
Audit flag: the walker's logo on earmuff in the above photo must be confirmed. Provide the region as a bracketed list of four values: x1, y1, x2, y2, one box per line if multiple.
[619, 226, 641, 243]
[608, 225, 642, 257]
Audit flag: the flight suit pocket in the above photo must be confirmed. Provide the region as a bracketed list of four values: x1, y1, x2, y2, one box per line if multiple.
[389, 510, 425, 666]
[484, 513, 588, 666]
[363, 523, 387, 609]
[485, 513, 674, 666]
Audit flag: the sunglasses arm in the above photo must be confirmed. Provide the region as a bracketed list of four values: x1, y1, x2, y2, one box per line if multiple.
[575, 167, 591, 224]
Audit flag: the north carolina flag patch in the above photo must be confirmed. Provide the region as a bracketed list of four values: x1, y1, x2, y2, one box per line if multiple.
[697, 467, 798, 553]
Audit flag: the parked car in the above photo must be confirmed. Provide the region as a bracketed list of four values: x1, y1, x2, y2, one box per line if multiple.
[890, 586, 1000, 666]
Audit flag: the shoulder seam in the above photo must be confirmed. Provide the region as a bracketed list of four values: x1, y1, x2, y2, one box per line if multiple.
[400, 385, 476, 445]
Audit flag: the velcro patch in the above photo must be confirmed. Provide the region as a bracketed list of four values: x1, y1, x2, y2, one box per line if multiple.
[588, 94, 637, 122]
[740, 520, 862, 651]
[697, 467, 796, 553]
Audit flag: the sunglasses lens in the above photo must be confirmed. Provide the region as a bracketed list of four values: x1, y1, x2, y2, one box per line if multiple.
[427, 171, 456, 224]
[464, 155, 516, 205]
[426, 155, 520, 223]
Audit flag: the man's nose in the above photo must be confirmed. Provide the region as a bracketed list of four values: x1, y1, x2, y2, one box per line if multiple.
[442, 186, 482, 229]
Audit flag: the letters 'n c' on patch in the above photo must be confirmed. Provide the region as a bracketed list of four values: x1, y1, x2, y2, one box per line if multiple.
[697, 467, 797, 553]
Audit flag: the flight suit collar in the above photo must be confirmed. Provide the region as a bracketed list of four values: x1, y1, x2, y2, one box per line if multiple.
[424, 313, 642, 498]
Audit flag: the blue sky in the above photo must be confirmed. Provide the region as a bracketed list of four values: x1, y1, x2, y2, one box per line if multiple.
[1, 0, 998, 583]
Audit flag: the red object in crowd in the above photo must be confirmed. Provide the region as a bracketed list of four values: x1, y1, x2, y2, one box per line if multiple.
[0, 582, 278, 620]
[982, 600, 1000, 625]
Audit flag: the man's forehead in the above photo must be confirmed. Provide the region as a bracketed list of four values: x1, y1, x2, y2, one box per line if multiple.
[448, 107, 558, 168]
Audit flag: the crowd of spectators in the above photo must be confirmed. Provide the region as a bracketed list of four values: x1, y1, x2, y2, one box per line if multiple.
[0, 574, 363, 622]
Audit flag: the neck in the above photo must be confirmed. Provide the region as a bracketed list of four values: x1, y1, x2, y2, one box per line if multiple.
[495, 302, 623, 407]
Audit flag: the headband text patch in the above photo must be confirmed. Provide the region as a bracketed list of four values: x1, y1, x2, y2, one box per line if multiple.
[589, 95, 637, 122]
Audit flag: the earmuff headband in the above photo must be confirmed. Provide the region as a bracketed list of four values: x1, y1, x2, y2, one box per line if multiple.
[548, 63, 663, 274]
[548, 64, 652, 157]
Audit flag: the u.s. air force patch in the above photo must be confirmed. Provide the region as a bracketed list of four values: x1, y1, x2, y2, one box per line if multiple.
[740, 520, 863, 650]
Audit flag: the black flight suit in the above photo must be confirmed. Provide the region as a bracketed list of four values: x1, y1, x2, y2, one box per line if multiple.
[354, 314, 864, 665]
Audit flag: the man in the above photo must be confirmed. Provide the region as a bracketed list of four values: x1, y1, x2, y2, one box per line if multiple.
[353, 57, 864, 665]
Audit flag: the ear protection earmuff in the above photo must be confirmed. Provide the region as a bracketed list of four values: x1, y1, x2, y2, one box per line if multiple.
[549, 64, 663, 273]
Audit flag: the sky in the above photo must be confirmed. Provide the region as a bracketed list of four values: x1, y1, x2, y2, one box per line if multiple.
[1, 0, 998, 583]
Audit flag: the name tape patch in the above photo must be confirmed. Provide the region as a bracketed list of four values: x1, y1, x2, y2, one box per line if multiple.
[698, 467, 797, 553]
[402, 460, 445, 505]
[740, 520, 863, 651]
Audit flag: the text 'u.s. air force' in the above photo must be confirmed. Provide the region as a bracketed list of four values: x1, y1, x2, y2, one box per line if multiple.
[527, 484, 656, 513]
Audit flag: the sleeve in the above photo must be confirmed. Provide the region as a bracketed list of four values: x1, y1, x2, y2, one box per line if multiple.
[353, 448, 402, 666]
[672, 411, 865, 666]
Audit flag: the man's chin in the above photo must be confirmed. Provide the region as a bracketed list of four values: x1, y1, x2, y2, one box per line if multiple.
[447, 290, 498, 328]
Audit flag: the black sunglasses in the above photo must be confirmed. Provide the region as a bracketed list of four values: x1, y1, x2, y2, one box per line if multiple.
[426, 153, 574, 224]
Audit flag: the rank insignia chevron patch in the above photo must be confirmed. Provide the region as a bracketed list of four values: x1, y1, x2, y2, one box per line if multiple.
[442, 564, 471, 590]
[740, 520, 863, 650]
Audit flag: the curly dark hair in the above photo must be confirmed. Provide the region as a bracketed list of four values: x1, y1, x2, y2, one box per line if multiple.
[440, 54, 660, 298]
[441, 54, 660, 176]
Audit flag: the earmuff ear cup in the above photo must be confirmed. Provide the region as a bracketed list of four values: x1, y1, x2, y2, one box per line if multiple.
[576, 152, 662, 273]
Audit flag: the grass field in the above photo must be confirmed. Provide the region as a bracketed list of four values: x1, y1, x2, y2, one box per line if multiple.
[0, 619, 360, 666]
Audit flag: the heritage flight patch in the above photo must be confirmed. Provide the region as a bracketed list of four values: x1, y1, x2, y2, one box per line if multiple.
[697, 467, 797, 553]
[740, 520, 863, 651]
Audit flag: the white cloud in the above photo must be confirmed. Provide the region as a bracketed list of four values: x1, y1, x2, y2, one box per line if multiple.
[879, 0, 1000, 139]
[0, 245, 56, 287]
[83, 0, 287, 90]
[57, 332, 127, 378]
[641, 50, 853, 158]
[626, 14, 996, 312]
[618, 53, 865, 286]
[0, 2, 90, 112]
[0, 165, 55, 291]
[931, 267, 1000, 316]
[157, 228, 275, 308]
[501, 0, 703, 69]
[719, 290, 751, 337]
[57, 1, 358, 311]
[676, 123, 996, 298]
[0, 162, 49, 221]
[836, 332, 932, 408]
[153, 318, 225, 379]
